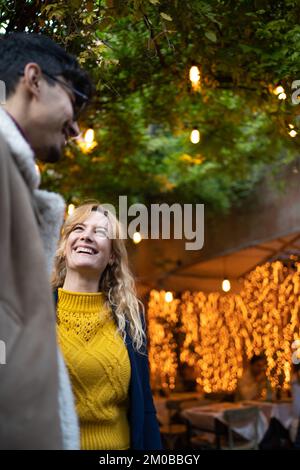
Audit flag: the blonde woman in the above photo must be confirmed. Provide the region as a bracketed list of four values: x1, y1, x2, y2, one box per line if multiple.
[52, 202, 162, 450]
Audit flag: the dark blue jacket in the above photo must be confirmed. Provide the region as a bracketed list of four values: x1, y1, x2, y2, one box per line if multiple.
[54, 291, 162, 450]
[124, 320, 162, 450]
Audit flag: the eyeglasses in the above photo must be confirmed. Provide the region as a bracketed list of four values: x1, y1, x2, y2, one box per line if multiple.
[42, 70, 89, 121]
[18, 70, 89, 121]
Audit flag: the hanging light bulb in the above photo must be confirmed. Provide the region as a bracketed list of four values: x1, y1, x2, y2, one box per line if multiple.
[273, 85, 284, 96]
[67, 204, 75, 216]
[289, 129, 297, 138]
[165, 291, 173, 303]
[190, 128, 200, 144]
[289, 124, 294, 129]
[222, 279, 231, 292]
[77, 128, 97, 153]
[84, 128, 95, 144]
[133, 232, 142, 244]
[278, 92, 287, 100]
[189, 66, 200, 91]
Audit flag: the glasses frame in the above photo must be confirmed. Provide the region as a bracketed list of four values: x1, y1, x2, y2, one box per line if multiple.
[42, 70, 88, 121]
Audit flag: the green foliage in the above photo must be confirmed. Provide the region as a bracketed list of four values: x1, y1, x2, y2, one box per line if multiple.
[1, 0, 300, 212]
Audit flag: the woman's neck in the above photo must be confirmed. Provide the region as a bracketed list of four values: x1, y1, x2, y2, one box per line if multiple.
[63, 271, 101, 293]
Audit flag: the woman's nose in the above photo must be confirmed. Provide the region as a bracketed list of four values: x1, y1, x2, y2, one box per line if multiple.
[80, 230, 93, 241]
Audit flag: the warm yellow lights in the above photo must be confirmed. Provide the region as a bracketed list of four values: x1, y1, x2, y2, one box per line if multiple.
[148, 290, 180, 391]
[289, 129, 297, 138]
[77, 128, 97, 153]
[189, 65, 201, 91]
[222, 278, 231, 292]
[278, 92, 287, 100]
[190, 128, 200, 144]
[165, 291, 173, 303]
[273, 84, 287, 100]
[133, 232, 142, 244]
[147, 261, 300, 394]
[84, 128, 94, 144]
[273, 85, 284, 96]
[67, 204, 75, 215]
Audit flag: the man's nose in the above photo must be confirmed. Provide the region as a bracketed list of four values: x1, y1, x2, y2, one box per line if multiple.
[67, 120, 80, 139]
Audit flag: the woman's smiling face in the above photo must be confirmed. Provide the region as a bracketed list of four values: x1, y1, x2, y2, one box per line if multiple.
[65, 211, 113, 279]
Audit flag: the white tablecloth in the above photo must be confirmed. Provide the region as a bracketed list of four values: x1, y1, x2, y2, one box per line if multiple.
[243, 400, 293, 430]
[181, 402, 271, 443]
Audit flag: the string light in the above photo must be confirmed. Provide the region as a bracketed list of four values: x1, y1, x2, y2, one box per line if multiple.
[147, 261, 300, 393]
[222, 279, 231, 292]
[148, 290, 180, 391]
[278, 92, 287, 100]
[289, 129, 297, 138]
[165, 291, 173, 303]
[85, 128, 94, 143]
[273, 85, 284, 96]
[189, 65, 201, 91]
[77, 128, 97, 153]
[190, 128, 200, 144]
[132, 232, 142, 244]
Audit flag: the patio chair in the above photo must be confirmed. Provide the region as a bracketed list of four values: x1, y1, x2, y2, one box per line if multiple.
[159, 400, 188, 450]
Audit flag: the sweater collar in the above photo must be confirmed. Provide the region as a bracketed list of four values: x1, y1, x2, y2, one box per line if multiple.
[58, 288, 107, 314]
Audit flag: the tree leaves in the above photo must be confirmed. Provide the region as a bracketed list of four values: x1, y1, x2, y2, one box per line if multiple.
[160, 12, 173, 21]
[2, 0, 300, 212]
[205, 30, 217, 42]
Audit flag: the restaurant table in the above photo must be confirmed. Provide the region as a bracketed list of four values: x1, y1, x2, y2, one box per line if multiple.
[181, 400, 295, 448]
[181, 401, 268, 446]
[153, 392, 207, 425]
[242, 400, 293, 431]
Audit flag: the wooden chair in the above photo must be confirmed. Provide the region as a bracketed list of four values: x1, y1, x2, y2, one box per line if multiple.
[160, 400, 188, 450]
[187, 417, 227, 450]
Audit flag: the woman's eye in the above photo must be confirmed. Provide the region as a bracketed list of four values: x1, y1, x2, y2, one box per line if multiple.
[73, 226, 83, 232]
[96, 229, 107, 237]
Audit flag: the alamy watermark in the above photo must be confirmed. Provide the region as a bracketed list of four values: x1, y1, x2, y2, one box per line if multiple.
[0, 340, 6, 365]
[101, 197, 204, 250]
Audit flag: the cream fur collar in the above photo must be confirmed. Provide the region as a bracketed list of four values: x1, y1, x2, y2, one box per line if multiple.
[0, 106, 65, 274]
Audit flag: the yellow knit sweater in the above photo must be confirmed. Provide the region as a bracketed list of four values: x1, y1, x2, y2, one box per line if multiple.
[57, 288, 131, 450]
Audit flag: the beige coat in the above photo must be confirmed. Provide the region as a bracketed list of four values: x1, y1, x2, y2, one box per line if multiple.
[0, 108, 78, 449]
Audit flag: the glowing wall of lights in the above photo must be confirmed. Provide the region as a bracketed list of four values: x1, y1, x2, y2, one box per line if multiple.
[239, 261, 300, 391]
[147, 261, 300, 393]
[147, 290, 180, 392]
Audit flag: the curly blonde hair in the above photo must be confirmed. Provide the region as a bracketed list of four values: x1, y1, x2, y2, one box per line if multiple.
[52, 201, 146, 353]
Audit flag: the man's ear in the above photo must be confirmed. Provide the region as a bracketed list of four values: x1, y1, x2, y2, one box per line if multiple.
[22, 62, 43, 99]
